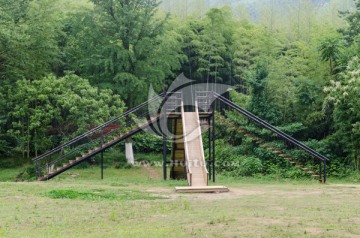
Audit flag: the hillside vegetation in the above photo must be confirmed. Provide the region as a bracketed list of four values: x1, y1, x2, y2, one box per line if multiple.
[0, 0, 359, 179]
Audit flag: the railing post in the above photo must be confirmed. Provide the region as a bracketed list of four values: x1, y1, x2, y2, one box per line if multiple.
[324, 160, 327, 184]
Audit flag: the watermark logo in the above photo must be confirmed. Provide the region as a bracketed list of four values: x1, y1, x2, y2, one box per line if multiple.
[137, 73, 231, 141]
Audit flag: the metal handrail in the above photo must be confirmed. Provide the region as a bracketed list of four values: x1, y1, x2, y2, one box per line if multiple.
[181, 100, 193, 186]
[44, 110, 150, 167]
[214, 92, 329, 162]
[195, 100, 209, 185]
[32, 92, 165, 162]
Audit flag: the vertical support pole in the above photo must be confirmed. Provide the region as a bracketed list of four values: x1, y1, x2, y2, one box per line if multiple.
[163, 93, 167, 181]
[211, 92, 215, 183]
[208, 117, 212, 181]
[101, 151, 104, 180]
[163, 121, 167, 180]
[324, 160, 327, 184]
[100, 128, 104, 180]
[319, 160, 322, 182]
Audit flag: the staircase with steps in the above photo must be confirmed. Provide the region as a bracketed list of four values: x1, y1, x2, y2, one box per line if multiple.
[37, 116, 162, 181]
[33, 90, 328, 186]
[217, 114, 322, 181]
[32, 92, 166, 181]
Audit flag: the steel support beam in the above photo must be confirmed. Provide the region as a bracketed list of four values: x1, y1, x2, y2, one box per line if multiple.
[101, 151, 104, 180]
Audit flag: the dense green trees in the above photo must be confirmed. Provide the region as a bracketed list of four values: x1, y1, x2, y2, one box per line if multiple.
[324, 57, 360, 170]
[318, 35, 345, 74]
[0, 0, 63, 81]
[0, 0, 359, 175]
[63, 0, 183, 107]
[9, 74, 124, 158]
[247, 63, 280, 125]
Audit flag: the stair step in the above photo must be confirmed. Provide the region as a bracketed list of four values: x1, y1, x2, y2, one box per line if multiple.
[63, 163, 69, 167]
[76, 157, 82, 160]
[279, 154, 286, 157]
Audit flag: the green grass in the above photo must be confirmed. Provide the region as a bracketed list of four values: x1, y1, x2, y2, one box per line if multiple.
[45, 189, 165, 201]
[0, 169, 22, 182]
[0, 166, 359, 237]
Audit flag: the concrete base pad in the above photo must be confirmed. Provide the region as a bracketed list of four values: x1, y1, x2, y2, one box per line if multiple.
[175, 186, 229, 193]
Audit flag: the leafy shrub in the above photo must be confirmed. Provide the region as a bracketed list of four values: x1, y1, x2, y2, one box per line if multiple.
[15, 164, 37, 181]
[284, 167, 308, 179]
[236, 157, 263, 177]
[132, 133, 170, 153]
[114, 162, 133, 169]
[277, 123, 305, 136]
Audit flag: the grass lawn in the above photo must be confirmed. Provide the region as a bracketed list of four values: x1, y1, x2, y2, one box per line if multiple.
[0, 166, 359, 237]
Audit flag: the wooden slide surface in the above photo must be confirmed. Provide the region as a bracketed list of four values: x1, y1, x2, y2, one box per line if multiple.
[182, 112, 208, 186]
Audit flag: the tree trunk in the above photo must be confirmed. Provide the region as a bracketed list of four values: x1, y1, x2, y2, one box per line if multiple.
[35, 129, 38, 158]
[21, 119, 24, 159]
[27, 117, 30, 159]
[125, 138, 134, 164]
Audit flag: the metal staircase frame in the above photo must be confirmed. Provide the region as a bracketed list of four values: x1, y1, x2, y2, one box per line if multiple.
[32, 89, 329, 183]
[214, 92, 329, 183]
[32, 93, 165, 180]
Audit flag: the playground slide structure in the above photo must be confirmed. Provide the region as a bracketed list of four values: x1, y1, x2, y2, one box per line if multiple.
[33, 91, 328, 191]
